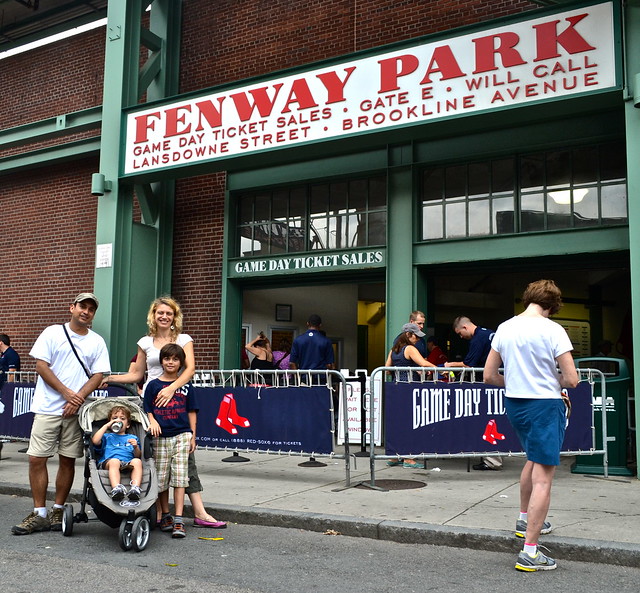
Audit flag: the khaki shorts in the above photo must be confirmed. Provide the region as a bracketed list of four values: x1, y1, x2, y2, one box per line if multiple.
[26, 414, 84, 459]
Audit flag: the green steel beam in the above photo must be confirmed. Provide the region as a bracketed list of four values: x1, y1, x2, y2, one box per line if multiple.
[0, 106, 101, 150]
[0, 136, 99, 175]
[413, 227, 629, 265]
[623, 0, 640, 477]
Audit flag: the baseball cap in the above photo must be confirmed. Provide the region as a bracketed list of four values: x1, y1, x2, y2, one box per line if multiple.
[73, 292, 99, 308]
[402, 322, 425, 338]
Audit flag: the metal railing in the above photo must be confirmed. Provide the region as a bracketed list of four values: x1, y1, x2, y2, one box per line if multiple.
[358, 366, 608, 488]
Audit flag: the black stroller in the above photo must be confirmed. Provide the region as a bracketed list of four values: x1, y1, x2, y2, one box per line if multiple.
[62, 395, 158, 551]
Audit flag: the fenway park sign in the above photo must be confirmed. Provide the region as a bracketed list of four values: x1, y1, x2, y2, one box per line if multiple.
[123, 2, 617, 175]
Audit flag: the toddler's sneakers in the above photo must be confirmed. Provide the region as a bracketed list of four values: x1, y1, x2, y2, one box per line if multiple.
[128, 485, 141, 501]
[110, 484, 127, 501]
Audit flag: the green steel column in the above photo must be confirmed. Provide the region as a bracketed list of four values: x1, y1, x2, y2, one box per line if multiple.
[92, 0, 181, 370]
[92, 0, 143, 369]
[386, 145, 416, 349]
[220, 181, 244, 369]
[624, 1, 640, 476]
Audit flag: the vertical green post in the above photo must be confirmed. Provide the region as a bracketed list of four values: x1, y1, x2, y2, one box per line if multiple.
[624, 1, 640, 476]
[386, 144, 416, 349]
[92, 0, 181, 370]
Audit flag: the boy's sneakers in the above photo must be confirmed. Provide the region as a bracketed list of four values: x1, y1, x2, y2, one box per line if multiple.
[110, 484, 127, 501]
[515, 519, 552, 538]
[515, 549, 557, 572]
[128, 485, 141, 501]
[48, 507, 64, 531]
[160, 514, 174, 532]
[11, 511, 51, 535]
[172, 521, 186, 539]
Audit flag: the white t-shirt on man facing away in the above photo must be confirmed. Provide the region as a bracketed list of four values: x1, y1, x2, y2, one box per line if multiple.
[490, 315, 574, 400]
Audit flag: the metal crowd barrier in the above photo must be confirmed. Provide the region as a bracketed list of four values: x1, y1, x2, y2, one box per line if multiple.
[359, 366, 608, 488]
[187, 369, 352, 486]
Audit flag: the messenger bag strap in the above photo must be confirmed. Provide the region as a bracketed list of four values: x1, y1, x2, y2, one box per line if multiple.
[61, 324, 92, 379]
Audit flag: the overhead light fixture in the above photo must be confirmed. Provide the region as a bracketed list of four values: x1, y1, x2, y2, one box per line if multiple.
[549, 188, 588, 205]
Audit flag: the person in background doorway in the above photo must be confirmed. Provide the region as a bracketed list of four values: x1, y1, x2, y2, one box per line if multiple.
[246, 332, 275, 385]
[595, 339, 613, 357]
[272, 337, 292, 370]
[426, 336, 448, 366]
[484, 279, 578, 572]
[0, 333, 21, 388]
[246, 332, 274, 370]
[386, 323, 436, 469]
[393, 311, 427, 357]
[289, 314, 335, 374]
[445, 316, 501, 471]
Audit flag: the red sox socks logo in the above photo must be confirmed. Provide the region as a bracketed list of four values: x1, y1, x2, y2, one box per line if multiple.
[482, 419, 505, 445]
[215, 393, 251, 435]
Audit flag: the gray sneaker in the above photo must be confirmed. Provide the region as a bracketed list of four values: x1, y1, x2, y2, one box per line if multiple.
[11, 511, 51, 535]
[515, 519, 552, 538]
[110, 484, 127, 501]
[48, 507, 64, 531]
[128, 485, 141, 501]
[515, 549, 557, 572]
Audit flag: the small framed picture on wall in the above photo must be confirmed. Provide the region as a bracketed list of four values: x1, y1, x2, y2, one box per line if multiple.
[275, 303, 292, 322]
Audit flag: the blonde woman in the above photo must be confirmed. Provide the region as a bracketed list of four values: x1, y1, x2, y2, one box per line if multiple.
[106, 296, 226, 529]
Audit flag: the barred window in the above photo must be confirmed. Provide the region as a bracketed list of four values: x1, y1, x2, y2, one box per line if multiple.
[420, 141, 626, 241]
[236, 176, 387, 257]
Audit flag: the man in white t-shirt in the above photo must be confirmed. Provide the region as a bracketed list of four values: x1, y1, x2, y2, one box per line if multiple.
[484, 280, 578, 572]
[12, 293, 111, 536]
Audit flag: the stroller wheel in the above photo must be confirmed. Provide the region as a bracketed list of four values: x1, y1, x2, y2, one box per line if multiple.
[62, 504, 74, 537]
[118, 518, 134, 551]
[132, 516, 151, 552]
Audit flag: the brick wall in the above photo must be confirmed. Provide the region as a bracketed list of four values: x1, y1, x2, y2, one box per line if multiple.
[171, 172, 227, 368]
[0, 158, 99, 368]
[179, 0, 537, 91]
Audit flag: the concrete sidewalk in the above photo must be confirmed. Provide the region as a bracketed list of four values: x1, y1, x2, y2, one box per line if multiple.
[1, 441, 638, 567]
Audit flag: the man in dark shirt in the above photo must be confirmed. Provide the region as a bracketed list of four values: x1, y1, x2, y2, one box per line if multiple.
[0, 333, 21, 387]
[289, 314, 334, 373]
[393, 310, 427, 357]
[445, 317, 501, 471]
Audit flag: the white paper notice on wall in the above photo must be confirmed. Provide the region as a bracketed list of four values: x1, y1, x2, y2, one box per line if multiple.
[96, 243, 113, 268]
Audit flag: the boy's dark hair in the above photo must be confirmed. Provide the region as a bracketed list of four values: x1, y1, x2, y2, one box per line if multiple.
[0, 334, 10, 346]
[159, 343, 186, 367]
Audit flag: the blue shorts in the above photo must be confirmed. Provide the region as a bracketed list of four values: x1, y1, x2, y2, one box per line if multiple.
[504, 397, 566, 466]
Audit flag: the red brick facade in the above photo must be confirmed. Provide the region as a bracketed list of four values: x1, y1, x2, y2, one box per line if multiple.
[1, 0, 538, 369]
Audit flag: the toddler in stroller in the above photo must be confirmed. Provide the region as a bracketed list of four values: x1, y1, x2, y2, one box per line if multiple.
[62, 396, 158, 551]
[91, 404, 143, 501]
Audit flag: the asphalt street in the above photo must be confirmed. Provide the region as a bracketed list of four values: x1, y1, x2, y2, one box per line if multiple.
[1, 493, 639, 593]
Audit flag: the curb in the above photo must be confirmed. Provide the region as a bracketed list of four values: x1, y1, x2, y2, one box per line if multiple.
[3, 482, 639, 568]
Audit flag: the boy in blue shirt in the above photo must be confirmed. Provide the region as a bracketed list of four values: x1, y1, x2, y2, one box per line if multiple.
[91, 405, 142, 501]
[143, 343, 198, 539]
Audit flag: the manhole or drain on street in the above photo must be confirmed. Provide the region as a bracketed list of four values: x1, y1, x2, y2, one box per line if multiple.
[356, 479, 426, 490]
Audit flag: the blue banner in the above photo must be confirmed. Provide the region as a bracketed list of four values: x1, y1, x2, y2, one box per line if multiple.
[384, 381, 592, 455]
[0, 382, 156, 440]
[0, 383, 334, 455]
[194, 386, 333, 454]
